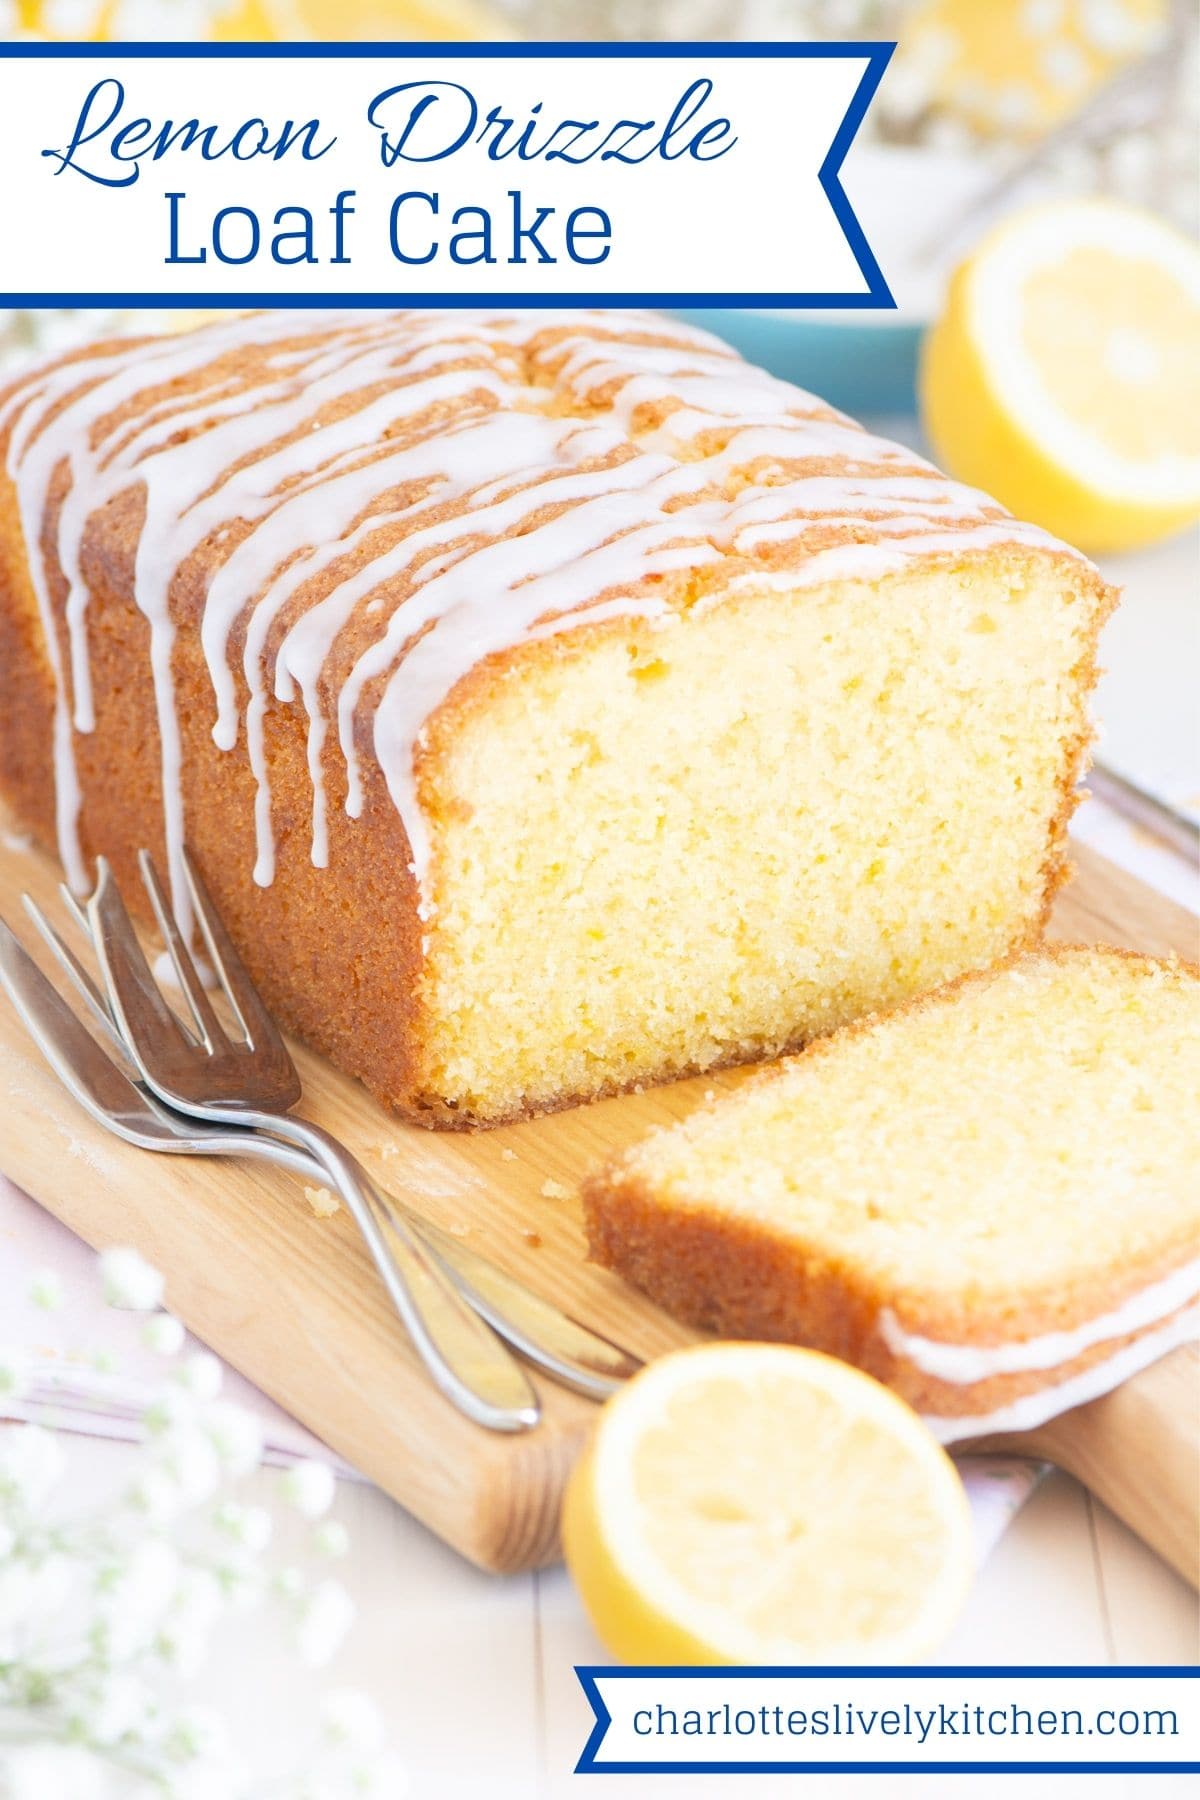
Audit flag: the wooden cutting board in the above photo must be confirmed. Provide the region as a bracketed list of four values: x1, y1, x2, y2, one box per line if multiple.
[0, 824, 1195, 1576]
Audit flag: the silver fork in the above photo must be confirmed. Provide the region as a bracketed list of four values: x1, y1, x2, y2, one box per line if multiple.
[1, 906, 638, 1404]
[81, 851, 540, 1434]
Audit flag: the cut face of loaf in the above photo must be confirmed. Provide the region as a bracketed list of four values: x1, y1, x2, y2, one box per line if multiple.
[583, 947, 1200, 1438]
[0, 310, 1115, 1126]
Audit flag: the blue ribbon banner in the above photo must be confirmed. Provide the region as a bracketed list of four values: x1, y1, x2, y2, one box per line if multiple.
[0, 40, 894, 309]
[575, 1667, 1200, 1775]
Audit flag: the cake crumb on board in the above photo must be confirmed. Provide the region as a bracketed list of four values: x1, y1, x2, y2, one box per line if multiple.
[303, 1185, 340, 1219]
[540, 1179, 572, 1201]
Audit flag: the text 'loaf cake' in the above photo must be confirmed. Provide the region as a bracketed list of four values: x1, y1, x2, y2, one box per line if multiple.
[0, 309, 1115, 1125]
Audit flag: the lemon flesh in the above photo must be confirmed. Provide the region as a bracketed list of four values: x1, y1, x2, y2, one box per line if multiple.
[921, 200, 1200, 554]
[563, 1344, 973, 1667]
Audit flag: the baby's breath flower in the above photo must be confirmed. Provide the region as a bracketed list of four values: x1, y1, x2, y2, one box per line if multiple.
[312, 1520, 350, 1560]
[214, 1499, 273, 1554]
[143, 1312, 187, 1356]
[93, 1538, 180, 1661]
[283, 1459, 336, 1520]
[165, 1703, 228, 1763]
[127, 1464, 183, 1524]
[0, 1343, 29, 1400]
[158, 1428, 222, 1507]
[274, 1564, 307, 1602]
[28, 1267, 65, 1311]
[296, 1578, 355, 1668]
[98, 1245, 165, 1312]
[169, 1565, 224, 1634]
[0, 1231, 392, 1793]
[215, 1551, 266, 1614]
[71, 1669, 155, 1748]
[204, 1400, 264, 1476]
[0, 1422, 66, 1509]
[173, 1351, 223, 1400]
[144, 1383, 200, 1438]
[320, 1688, 385, 1754]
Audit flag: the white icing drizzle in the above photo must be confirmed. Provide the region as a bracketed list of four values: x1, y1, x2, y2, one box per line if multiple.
[924, 1306, 1200, 1445]
[0, 308, 1090, 919]
[881, 1257, 1200, 1382]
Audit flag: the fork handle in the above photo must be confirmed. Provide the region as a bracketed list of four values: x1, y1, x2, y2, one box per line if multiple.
[240, 1109, 540, 1433]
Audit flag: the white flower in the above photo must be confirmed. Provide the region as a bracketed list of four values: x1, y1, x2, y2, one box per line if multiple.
[165, 1703, 229, 1763]
[0, 1343, 29, 1400]
[215, 1551, 266, 1615]
[274, 1564, 306, 1602]
[158, 1427, 222, 1507]
[144, 1383, 200, 1438]
[128, 1464, 184, 1524]
[214, 1500, 273, 1554]
[143, 1312, 187, 1356]
[282, 1459, 336, 1520]
[0, 1422, 66, 1509]
[173, 1351, 223, 1400]
[71, 1669, 156, 1748]
[296, 1578, 355, 1667]
[28, 1268, 65, 1311]
[94, 1537, 181, 1660]
[99, 1246, 165, 1312]
[204, 1401, 264, 1477]
[158, 1566, 224, 1677]
[312, 1520, 349, 1560]
[170, 1565, 224, 1633]
[320, 1689, 385, 1754]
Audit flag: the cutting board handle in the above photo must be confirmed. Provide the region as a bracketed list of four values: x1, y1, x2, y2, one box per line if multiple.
[990, 1345, 1198, 1588]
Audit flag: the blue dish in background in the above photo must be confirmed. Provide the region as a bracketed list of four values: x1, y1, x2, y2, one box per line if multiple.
[673, 307, 923, 417]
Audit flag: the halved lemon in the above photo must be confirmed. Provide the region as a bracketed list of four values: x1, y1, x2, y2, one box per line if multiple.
[920, 199, 1200, 554]
[562, 1343, 973, 1666]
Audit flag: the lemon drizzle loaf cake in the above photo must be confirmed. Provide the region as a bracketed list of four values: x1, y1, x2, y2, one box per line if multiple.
[583, 948, 1200, 1439]
[0, 310, 1116, 1126]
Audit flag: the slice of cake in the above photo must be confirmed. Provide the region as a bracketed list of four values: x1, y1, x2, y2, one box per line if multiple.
[583, 947, 1200, 1438]
[0, 310, 1116, 1126]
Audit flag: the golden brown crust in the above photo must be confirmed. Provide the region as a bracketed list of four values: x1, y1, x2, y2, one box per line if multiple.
[583, 1164, 1196, 1418]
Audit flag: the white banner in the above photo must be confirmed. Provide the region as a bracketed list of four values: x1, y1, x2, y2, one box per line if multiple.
[0, 43, 893, 307]
[577, 1669, 1200, 1773]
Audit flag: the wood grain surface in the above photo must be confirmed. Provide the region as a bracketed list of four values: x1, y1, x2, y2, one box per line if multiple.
[0, 824, 1195, 1573]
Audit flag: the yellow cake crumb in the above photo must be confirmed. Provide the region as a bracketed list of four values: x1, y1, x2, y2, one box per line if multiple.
[303, 1185, 340, 1219]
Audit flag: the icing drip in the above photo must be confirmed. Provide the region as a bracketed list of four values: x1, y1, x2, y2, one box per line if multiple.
[923, 1306, 1200, 1444]
[881, 1257, 1200, 1382]
[0, 308, 1090, 919]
